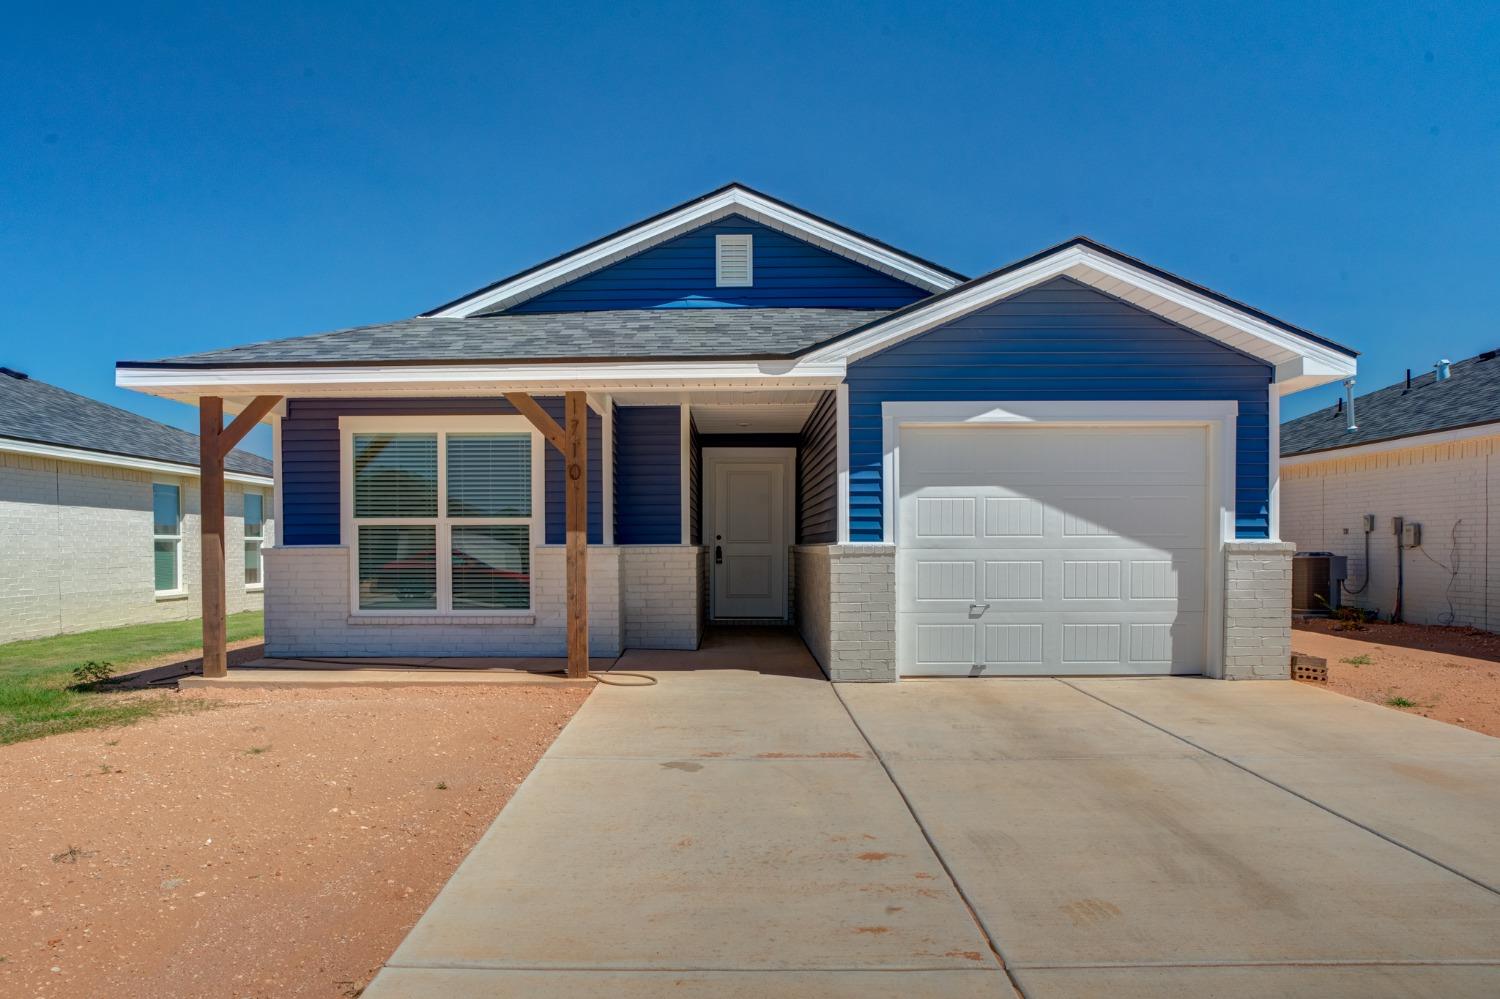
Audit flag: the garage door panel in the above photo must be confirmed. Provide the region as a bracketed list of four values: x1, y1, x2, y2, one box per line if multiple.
[898, 424, 1211, 677]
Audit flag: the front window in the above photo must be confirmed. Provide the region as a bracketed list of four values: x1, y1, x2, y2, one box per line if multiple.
[244, 492, 266, 588]
[152, 482, 182, 593]
[348, 424, 534, 613]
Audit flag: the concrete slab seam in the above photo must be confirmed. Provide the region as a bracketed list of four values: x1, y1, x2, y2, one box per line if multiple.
[829, 683, 1028, 999]
[1056, 679, 1500, 900]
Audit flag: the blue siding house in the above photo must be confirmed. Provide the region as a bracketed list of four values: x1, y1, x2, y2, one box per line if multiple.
[117, 183, 1356, 681]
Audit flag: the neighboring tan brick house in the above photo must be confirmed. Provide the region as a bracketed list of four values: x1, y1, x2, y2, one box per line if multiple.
[1282, 352, 1500, 630]
[115, 184, 1357, 679]
[0, 368, 273, 643]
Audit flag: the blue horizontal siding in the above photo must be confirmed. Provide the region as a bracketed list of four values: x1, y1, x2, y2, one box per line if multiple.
[280, 398, 602, 546]
[797, 391, 838, 544]
[844, 277, 1274, 541]
[614, 405, 681, 544]
[507, 216, 930, 312]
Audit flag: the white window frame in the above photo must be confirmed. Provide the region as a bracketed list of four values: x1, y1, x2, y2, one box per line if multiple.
[715, 233, 753, 287]
[339, 415, 544, 617]
[243, 489, 267, 591]
[152, 479, 186, 599]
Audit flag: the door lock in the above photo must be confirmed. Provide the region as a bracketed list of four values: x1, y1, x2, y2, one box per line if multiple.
[715, 545, 723, 564]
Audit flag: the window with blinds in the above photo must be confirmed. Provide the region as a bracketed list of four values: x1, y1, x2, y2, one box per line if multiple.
[350, 428, 533, 613]
[715, 233, 753, 287]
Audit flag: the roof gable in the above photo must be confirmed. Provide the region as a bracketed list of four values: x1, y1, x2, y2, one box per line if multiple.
[498, 215, 931, 313]
[799, 237, 1357, 394]
[425, 183, 964, 318]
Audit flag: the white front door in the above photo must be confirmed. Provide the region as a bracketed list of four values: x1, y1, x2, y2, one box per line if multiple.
[711, 460, 787, 619]
[896, 425, 1209, 676]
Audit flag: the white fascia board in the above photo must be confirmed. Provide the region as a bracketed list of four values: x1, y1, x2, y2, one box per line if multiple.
[115, 359, 848, 400]
[1274, 355, 1358, 395]
[1280, 421, 1500, 468]
[429, 186, 960, 317]
[803, 244, 1357, 382]
[0, 437, 272, 485]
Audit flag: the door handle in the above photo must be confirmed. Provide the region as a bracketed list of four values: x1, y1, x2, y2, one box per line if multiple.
[715, 545, 723, 564]
[969, 602, 991, 616]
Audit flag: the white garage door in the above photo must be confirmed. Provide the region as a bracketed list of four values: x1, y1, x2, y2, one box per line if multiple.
[897, 425, 1208, 676]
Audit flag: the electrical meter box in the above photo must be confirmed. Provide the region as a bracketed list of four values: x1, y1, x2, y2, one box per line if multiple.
[1401, 522, 1422, 548]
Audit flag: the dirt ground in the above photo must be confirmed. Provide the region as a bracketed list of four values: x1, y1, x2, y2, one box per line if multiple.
[1293, 619, 1500, 737]
[1, 680, 589, 998]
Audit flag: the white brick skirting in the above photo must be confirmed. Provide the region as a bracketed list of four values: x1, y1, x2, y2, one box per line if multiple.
[793, 544, 896, 682]
[264, 545, 622, 658]
[620, 546, 704, 650]
[1223, 540, 1295, 680]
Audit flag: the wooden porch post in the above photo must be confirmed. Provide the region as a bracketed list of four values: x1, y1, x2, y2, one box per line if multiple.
[564, 391, 589, 679]
[504, 392, 590, 678]
[199, 398, 227, 677]
[199, 395, 282, 678]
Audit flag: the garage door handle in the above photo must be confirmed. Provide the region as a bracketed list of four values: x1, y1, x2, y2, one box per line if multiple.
[969, 602, 991, 614]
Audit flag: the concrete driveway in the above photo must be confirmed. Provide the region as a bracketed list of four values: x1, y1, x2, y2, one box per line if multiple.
[364, 634, 1500, 998]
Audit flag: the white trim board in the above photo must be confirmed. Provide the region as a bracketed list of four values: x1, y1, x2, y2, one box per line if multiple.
[427, 185, 962, 317]
[1280, 420, 1500, 467]
[803, 243, 1356, 394]
[0, 436, 272, 485]
[880, 399, 1237, 679]
[115, 359, 848, 405]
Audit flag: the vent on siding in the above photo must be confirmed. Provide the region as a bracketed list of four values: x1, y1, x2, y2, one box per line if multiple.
[715, 234, 753, 287]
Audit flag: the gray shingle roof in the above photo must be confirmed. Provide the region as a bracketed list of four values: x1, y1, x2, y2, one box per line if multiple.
[0, 370, 273, 477]
[123, 309, 893, 368]
[1281, 352, 1500, 457]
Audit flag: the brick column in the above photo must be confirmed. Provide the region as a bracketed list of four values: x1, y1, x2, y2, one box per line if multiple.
[1222, 540, 1296, 679]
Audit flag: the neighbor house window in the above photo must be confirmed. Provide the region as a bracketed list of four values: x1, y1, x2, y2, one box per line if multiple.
[244, 491, 266, 588]
[152, 482, 182, 594]
[345, 419, 536, 613]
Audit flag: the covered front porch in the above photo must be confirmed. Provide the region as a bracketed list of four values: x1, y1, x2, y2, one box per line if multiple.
[154, 378, 851, 687]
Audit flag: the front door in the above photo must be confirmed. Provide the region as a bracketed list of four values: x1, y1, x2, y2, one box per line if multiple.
[711, 460, 787, 619]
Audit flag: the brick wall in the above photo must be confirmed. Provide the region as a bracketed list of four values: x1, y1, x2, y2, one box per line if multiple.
[265, 545, 623, 658]
[1283, 436, 1499, 629]
[620, 545, 704, 649]
[792, 544, 896, 681]
[0, 452, 270, 643]
[1223, 540, 1295, 680]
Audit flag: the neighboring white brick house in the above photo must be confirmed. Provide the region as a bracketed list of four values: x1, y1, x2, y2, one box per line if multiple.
[1281, 353, 1500, 632]
[1283, 431, 1500, 629]
[0, 370, 273, 644]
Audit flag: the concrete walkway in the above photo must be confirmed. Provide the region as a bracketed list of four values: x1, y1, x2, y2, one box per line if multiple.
[364, 637, 1500, 998]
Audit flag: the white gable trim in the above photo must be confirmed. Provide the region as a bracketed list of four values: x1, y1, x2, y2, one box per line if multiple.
[801, 243, 1356, 394]
[427, 185, 962, 317]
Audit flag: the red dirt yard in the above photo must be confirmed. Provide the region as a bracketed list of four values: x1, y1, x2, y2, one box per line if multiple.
[1, 682, 589, 998]
[1293, 619, 1500, 737]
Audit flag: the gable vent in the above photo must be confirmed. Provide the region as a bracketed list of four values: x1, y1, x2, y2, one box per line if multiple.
[715, 234, 753, 287]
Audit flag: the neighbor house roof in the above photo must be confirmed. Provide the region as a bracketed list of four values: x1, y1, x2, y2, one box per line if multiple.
[1281, 351, 1500, 457]
[0, 368, 272, 477]
[119, 309, 894, 368]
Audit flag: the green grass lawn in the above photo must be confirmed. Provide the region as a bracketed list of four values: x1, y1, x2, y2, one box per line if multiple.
[0, 611, 263, 746]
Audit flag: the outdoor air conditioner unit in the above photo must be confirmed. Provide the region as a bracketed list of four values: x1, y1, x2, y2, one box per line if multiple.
[1292, 552, 1349, 615]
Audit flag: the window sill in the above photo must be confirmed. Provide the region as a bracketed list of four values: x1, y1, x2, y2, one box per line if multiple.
[346, 613, 536, 627]
[245, 585, 265, 593]
[155, 590, 189, 602]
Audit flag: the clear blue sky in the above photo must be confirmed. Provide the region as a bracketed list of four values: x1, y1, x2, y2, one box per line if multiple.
[4, 2, 1497, 458]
